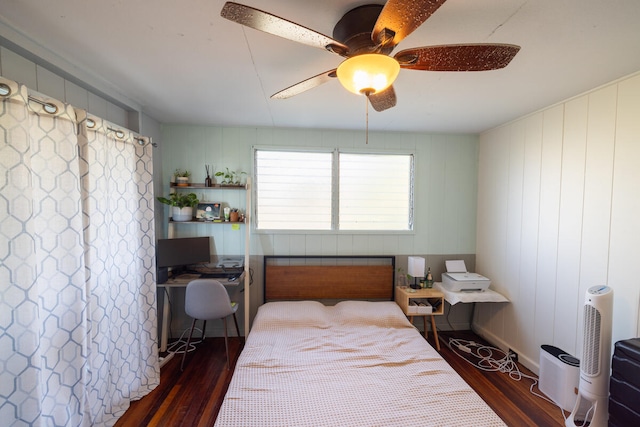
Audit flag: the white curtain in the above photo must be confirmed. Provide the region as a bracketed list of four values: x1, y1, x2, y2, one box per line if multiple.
[0, 76, 159, 426]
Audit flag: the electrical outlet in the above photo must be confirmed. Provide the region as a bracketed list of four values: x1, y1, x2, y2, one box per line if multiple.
[508, 349, 518, 363]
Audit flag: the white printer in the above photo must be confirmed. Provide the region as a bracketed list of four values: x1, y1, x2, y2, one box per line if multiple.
[441, 260, 491, 292]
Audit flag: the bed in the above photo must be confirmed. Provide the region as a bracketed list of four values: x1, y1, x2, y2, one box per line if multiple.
[214, 257, 505, 427]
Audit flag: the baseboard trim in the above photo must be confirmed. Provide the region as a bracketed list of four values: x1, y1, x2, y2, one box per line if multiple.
[159, 351, 175, 368]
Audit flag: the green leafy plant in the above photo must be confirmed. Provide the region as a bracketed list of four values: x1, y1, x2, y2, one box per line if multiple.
[157, 192, 198, 208]
[215, 167, 246, 184]
[174, 169, 191, 178]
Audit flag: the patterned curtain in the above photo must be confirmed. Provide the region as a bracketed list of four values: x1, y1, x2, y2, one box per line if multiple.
[0, 76, 159, 426]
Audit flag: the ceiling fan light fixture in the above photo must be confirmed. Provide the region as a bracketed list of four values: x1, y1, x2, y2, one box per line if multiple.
[336, 54, 400, 95]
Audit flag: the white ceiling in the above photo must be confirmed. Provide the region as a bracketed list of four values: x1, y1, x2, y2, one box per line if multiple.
[1, 0, 639, 133]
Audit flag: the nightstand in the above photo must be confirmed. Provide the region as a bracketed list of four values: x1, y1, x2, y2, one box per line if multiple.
[395, 286, 444, 351]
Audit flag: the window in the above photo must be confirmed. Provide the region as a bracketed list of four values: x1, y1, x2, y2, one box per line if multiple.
[339, 153, 413, 230]
[255, 148, 413, 231]
[255, 150, 332, 230]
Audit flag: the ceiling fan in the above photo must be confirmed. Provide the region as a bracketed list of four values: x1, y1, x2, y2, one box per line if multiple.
[221, 0, 520, 112]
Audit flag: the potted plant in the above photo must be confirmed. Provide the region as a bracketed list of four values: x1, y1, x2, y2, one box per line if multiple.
[157, 192, 198, 221]
[215, 167, 246, 185]
[233, 170, 247, 185]
[174, 169, 191, 186]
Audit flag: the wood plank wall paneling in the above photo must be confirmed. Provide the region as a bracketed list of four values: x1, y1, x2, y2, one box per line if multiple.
[0, 46, 129, 129]
[610, 75, 640, 338]
[534, 105, 564, 349]
[518, 113, 543, 359]
[476, 72, 640, 372]
[554, 96, 588, 350]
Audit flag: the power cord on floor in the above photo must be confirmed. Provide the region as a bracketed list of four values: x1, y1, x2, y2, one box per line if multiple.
[448, 338, 572, 422]
[445, 303, 455, 331]
[166, 327, 205, 355]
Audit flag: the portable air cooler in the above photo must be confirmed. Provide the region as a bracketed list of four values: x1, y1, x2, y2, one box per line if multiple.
[566, 285, 613, 427]
[539, 345, 580, 412]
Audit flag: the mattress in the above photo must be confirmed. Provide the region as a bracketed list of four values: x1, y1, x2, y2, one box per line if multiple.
[215, 300, 505, 427]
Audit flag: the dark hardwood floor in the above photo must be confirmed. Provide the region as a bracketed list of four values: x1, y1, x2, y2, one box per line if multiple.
[438, 331, 566, 427]
[115, 331, 567, 426]
[115, 338, 243, 427]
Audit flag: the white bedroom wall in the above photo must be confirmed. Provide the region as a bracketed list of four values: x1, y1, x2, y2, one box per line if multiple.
[0, 45, 130, 129]
[475, 71, 640, 372]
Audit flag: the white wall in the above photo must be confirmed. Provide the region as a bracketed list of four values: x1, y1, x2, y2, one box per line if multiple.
[0, 45, 130, 129]
[475, 72, 640, 371]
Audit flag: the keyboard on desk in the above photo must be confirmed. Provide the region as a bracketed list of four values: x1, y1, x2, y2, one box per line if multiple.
[199, 272, 237, 279]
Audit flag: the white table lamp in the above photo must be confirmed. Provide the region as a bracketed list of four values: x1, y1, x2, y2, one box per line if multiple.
[407, 256, 426, 289]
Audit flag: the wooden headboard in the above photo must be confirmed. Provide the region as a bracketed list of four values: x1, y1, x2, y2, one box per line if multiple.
[264, 256, 395, 302]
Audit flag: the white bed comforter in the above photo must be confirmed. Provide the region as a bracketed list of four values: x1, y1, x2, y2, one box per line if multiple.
[215, 300, 505, 427]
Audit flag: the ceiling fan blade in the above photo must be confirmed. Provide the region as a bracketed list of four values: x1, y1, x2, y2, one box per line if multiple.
[395, 44, 521, 71]
[368, 86, 397, 112]
[221, 2, 350, 56]
[271, 70, 337, 99]
[372, 0, 447, 49]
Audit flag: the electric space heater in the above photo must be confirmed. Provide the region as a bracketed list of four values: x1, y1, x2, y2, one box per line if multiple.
[566, 285, 613, 427]
[539, 345, 580, 412]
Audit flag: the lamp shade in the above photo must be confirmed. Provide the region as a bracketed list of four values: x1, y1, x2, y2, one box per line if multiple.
[336, 54, 400, 95]
[407, 256, 425, 278]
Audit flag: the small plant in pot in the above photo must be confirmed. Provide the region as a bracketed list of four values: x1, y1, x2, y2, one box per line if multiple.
[174, 169, 191, 186]
[215, 167, 246, 185]
[157, 192, 198, 222]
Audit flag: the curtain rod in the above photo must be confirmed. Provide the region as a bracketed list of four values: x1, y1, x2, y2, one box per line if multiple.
[0, 87, 157, 148]
[28, 95, 58, 114]
[105, 126, 157, 147]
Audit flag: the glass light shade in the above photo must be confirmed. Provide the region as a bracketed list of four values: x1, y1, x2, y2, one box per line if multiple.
[336, 54, 400, 95]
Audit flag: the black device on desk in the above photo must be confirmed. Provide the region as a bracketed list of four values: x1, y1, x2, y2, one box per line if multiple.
[156, 236, 211, 283]
[199, 272, 239, 280]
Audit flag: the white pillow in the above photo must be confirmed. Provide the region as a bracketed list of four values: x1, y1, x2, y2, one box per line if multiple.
[333, 300, 412, 328]
[254, 300, 331, 329]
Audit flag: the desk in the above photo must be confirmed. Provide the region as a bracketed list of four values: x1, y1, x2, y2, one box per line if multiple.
[434, 282, 508, 305]
[434, 282, 508, 330]
[157, 272, 244, 353]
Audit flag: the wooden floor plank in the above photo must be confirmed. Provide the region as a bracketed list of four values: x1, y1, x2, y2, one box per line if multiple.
[115, 331, 567, 426]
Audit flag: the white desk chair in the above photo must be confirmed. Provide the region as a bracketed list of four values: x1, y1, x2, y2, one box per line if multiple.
[181, 279, 240, 371]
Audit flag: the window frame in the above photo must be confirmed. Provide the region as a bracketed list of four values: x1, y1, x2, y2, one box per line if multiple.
[252, 146, 416, 234]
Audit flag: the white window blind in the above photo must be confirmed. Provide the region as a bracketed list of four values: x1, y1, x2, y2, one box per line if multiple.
[339, 153, 413, 230]
[255, 150, 332, 230]
[255, 149, 414, 231]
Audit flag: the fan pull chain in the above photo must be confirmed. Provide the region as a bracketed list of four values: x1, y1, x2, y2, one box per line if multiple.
[365, 94, 369, 144]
